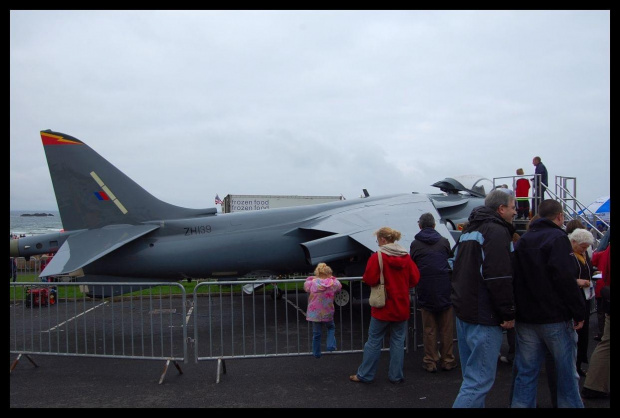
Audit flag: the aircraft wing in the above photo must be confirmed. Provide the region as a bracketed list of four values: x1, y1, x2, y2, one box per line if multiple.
[299, 193, 452, 265]
[40, 224, 160, 277]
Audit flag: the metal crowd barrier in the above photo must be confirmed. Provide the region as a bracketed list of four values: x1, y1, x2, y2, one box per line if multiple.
[9, 277, 423, 384]
[11, 255, 55, 276]
[9, 282, 188, 384]
[192, 277, 411, 382]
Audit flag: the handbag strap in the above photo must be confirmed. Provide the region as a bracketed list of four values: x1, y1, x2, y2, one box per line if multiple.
[377, 249, 384, 284]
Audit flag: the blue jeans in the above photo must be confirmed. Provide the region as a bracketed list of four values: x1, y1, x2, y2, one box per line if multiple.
[452, 318, 503, 408]
[312, 320, 336, 358]
[511, 321, 583, 408]
[356, 317, 407, 383]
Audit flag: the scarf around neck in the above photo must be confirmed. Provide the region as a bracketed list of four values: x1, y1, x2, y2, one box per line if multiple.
[379, 242, 409, 257]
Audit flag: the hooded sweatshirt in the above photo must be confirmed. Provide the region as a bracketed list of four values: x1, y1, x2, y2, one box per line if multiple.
[363, 243, 420, 321]
[410, 228, 453, 312]
[304, 276, 342, 322]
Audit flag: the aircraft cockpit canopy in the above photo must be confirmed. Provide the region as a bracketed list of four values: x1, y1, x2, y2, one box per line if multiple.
[431, 175, 493, 198]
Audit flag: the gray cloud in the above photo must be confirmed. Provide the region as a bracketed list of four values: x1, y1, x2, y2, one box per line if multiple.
[10, 10, 609, 212]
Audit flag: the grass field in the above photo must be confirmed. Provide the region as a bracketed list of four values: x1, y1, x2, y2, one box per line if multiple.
[9, 273, 305, 302]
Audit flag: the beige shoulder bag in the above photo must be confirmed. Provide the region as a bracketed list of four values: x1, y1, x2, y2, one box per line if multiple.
[368, 250, 386, 308]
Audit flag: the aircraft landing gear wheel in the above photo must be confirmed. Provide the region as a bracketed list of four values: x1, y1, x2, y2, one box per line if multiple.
[334, 284, 350, 308]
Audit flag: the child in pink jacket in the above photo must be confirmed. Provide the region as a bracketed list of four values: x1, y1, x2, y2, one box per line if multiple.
[304, 263, 342, 358]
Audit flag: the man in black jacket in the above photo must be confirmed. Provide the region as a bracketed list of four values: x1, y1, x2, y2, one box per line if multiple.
[451, 190, 517, 408]
[531, 156, 548, 216]
[511, 199, 586, 408]
[410, 212, 456, 373]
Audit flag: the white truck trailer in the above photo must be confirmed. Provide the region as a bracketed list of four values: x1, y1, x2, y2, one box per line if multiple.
[222, 194, 344, 213]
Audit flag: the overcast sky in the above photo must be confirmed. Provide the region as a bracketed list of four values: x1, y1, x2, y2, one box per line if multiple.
[10, 10, 610, 214]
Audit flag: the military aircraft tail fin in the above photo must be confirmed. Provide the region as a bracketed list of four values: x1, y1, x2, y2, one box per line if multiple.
[40, 130, 216, 231]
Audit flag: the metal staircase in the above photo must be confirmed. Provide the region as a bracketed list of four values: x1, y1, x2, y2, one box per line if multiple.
[492, 174, 609, 245]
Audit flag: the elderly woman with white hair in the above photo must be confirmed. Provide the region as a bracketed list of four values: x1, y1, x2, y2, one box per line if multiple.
[568, 228, 595, 377]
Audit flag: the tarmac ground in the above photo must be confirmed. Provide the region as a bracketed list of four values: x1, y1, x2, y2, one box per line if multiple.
[10, 311, 609, 409]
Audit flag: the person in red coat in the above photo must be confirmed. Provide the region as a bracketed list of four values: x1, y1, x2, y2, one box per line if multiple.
[350, 226, 420, 384]
[591, 230, 610, 340]
[515, 168, 531, 219]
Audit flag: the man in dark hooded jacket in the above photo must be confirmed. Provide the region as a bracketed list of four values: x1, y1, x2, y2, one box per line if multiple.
[410, 212, 456, 373]
[450, 189, 517, 408]
[510, 199, 586, 408]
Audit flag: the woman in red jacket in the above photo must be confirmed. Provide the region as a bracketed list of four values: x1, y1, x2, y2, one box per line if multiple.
[349, 226, 420, 384]
[591, 230, 610, 340]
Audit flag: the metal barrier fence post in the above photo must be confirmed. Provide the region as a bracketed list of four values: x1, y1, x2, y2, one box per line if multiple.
[193, 276, 399, 382]
[10, 281, 188, 384]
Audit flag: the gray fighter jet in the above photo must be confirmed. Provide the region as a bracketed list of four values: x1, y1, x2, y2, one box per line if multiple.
[10, 130, 489, 299]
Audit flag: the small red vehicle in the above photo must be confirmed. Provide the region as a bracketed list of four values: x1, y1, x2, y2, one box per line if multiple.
[25, 286, 56, 308]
